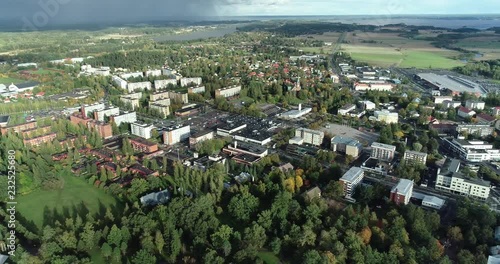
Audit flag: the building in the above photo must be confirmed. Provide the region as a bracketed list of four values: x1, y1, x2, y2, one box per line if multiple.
[279, 104, 312, 119]
[353, 83, 393, 91]
[140, 189, 171, 206]
[477, 113, 496, 125]
[331, 136, 363, 158]
[180, 77, 202, 87]
[215, 85, 242, 98]
[175, 104, 203, 117]
[294, 128, 324, 146]
[338, 104, 356, 115]
[421, 195, 445, 210]
[188, 86, 206, 94]
[94, 106, 120, 122]
[0, 121, 37, 135]
[456, 124, 494, 137]
[129, 137, 158, 153]
[110, 112, 137, 126]
[465, 100, 486, 110]
[443, 100, 462, 109]
[374, 110, 398, 124]
[120, 72, 144, 80]
[416, 73, 486, 96]
[167, 91, 189, 104]
[131, 122, 155, 139]
[403, 151, 428, 165]
[23, 133, 57, 147]
[163, 125, 191, 145]
[0, 115, 10, 127]
[390, 179, 414, 205]
[436, 159, 490, 200]
[360, 100, 376, 110]
[150, 104, 171, 117]
[81, 103, 105, 118]
[443, 138, 500, 162]
[154, 79, 178, 89]
[493, 107, 500, 116]
[189, 130, 215, 147]
[120, 92, 142, 110]
[112, 76, 127, 89]
[222, 141, 268, 165]
[339, 167, 364, 198]
[457, 107, 476, 118]
[145, 69, 162, 77]
[434, 96, 454, 104]
[162, 67, 176, 76]
[303, 187, 322, 202]
[127, 82, 152, 93]
[371, 142, 396, 162]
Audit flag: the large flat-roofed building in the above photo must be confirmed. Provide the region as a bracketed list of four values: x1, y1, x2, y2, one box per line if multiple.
[175, 104, 202, 117]
[127, 82, 152, 93]
[154, 79, 178, 89]
[110, 112, 137, 126]
[222, 141, 268, 165]
[180, 77, 202, 87]
[443, 138, 500, 162]
[188, 86, 206, 94]
[81, 103, 105, 118]
[331, 136, 363, 158]
[416, 73, 486, 96]
[129, 137, 158, 153]
[338, 104, 356, 116]
[436, 159, 490, 200]
[279, 104, 312, 119]
[94, 106, 120, 122]
[0, 121, 37, 135]
[456, 124, 493, 137]
[374, 110, 398, 124]
[150, 104, 171, 118]
[120, 92, 142, 110]
[390, 179, 414, 205]
[295, 128, 324, 146]
[215, 85, 242, 98]
[163, 125, 190, 145]
[371, 142, 396, 161]
[189, 130, 214, 147]
[339, 167, 364, 198]
[112, 76, 127, 89]
[403, 151, 428, 165]
[131, 122, 155, 139]
[353, 83, 393, 91]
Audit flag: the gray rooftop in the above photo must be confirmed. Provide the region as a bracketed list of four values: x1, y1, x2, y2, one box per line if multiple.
[391, 179, 413, 196]
[331, 136, 362, 147]
[340, 167, 364, 183]
[418, 73, 485, 95]
[371, 142, 396, 151]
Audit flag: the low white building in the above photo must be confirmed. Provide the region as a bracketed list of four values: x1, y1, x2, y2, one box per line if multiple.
[434, 96, 454, 104]
[360, 100, 376, 110]
[338, 104, 356, 116]
[458, 106, 475, 118]
[374, 110, 398, 124]
[465, 100, 485, 110]
[279, 104, 312, 119]
[421, 195, 445, 210]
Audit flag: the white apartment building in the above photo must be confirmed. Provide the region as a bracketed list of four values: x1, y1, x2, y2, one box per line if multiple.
[120, 92, 142, 110]
[295, 128, 324, 146]
[465, 100, 486, 110]
[360, 100, 376, 110]
[371, 142, 396, 161]
[188, 86, 206, 94]
[131, 122, 155, 139]
[150, 104, 170, 118]
[162, 68, 176, 76]
[163, 125, 191, 145]
[339, 167, 364, 198]
[338, 104, 356, 115]
[154, 79, 178, 89]
[180, 77, 202, 87]
[110, 112, 137, 126]
[443, 138, 500, 162]
[81, 103, 105, 117]
[403, 150, 428, 165]
[94, 107, 120, 122]
[120, 72, 144, 80]
[374, 110, 398, 124]
[112, 76, 127, 89]
[215, 85, 242, 98]
[145, 69, 162, 77]
[436, 159, 490, 200]
[127, 82, 152, 93]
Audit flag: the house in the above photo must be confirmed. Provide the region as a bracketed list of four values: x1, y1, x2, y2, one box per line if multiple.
[476, 113, 496, 125]
[465, 100, 485, 110]
[457, 106, 475, 118]
[303, 187, 322, 202]
[421, 195, 445, 210]
[275, 163, 294, 173]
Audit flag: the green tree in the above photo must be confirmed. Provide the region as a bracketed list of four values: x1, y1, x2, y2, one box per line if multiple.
[228, 192, 260, 222]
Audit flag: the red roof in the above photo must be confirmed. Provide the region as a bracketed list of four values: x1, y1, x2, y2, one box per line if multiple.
[476, 113, 495, 122]
[458, 106, 472, 113]
[36, 92, 45, 96]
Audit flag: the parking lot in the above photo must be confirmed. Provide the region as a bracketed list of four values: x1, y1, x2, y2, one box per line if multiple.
[321, 123, 379, 146]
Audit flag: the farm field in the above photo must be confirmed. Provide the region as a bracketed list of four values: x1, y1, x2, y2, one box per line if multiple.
[16, 172, 120, 229]
[0, 76, 25, 84]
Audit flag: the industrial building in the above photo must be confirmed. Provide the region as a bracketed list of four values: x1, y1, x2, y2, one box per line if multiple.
[370, 142, 396, 162]
[339, 167, 364, 198]
[279, 104, 312, 119]
[416, 73, 486, 96]
[390, 179, 414, 205]
[331, 136, 363, 158]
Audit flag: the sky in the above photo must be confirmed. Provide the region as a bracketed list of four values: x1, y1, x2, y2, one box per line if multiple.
[1, 0, 499, 27]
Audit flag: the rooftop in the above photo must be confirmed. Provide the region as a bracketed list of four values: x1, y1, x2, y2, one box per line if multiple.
[371, 142, 396, 151]
[391, 179, 413, 196]
[331, 136, 362, 147]
[417, 73, 485, 95]
[340, 166, 364, 183]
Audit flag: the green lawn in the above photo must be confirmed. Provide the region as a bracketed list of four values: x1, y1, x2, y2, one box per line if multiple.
[16, 173, 120, 230]
[399, 50, 465, 69]
[257, 251, 281, 264]
[29, 68, 55, 75]
[0, 77, 25, 84]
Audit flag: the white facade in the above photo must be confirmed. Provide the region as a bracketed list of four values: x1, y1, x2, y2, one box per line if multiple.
[434, 96, 453, 104]
[340, 167, 364, 198]
[95, 107, 120, 122]
[360, 100, 376, 110]
[163, 125, 191, 145]
[145, 69, 162, 77]
[188, 86, 206, 94]
[443, 100, 462, 109]
[374, 110, 398, 124]
[111, 112, 137, 126]
[82, 103, 105, 117]
[371, 142, 396, 161]
[295, 128, 324, 146]
[338, 104, 356, 115]
[403, 151, 428, 165]
[112, 76, 128, 89]
[354, 83, 393, 91]
[443, 138, 500, 162]
[127, 82, 152, 93]
[150, 104, 170, 117]
[465, 100, 485, 110]
[120, 72, 144, 80]
[215, 85, 242, 98]
[131, 122, 155, 139]
[180, 77, 202, 87]
[436, 173, 490, 200]
[421, 196, 445, 210]
[154, 79, 178, 89]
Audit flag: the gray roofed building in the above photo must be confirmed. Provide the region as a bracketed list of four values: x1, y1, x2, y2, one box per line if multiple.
[140, 189, 171, 206]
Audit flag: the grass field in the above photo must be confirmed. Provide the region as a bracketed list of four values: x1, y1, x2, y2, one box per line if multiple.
[0, 77, 25, 84]
[16, 173, 119, 230]
[29, 68, 56, 75]
[257, 251, 281, 264]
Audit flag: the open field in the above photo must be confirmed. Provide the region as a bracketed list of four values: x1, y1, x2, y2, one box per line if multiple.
[0, 76, 25, 84]
[321, 123, 379, 147]
[16, 173, 119, 229]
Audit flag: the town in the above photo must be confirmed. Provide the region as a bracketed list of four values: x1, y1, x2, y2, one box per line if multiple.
[1, 17, 500, 264]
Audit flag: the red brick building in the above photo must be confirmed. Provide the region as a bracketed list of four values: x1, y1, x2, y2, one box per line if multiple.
[129, 137, 159, 153]
[23, 133, 57, 147]
[1, 121, 37, 135]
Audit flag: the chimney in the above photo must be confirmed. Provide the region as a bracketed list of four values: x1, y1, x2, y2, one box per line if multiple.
[298, 104, 302, 111]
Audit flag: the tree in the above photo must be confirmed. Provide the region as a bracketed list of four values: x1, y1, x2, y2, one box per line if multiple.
[323, 181, 345, 199]
[132, 249, 156, 264]
[413, 142, 423, 152]
[101, 243, 112, 259]
[303, 250, 323, 264]
[107, 225, 122, 247]
[447, 226, 464, 244]
[228, 193, 260, 222]
[155, 230, 165, 254]
[457, 249, 475, 264]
